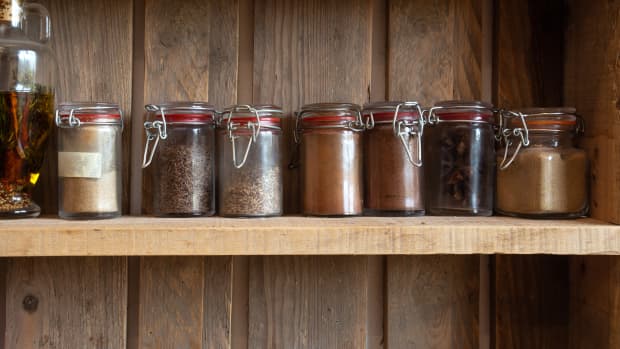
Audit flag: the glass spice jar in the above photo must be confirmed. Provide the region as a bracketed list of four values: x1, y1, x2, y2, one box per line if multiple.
[297, 103, 365, 216]
[363, 101, 425, 216]
[425, 100, 497, 216]
[142, 102, 216, 217]
[56, 103, 123, 219]
[496, 108, 589, 218]
[217, 105, 283, 217]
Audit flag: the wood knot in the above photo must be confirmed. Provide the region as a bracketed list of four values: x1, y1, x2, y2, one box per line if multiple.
[22, 295, 38, 313]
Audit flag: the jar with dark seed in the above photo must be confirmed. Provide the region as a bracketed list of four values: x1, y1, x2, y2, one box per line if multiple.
[142, 102, 216, 217]
[217, 105, 283, 217]
[425, 101, 497, 216]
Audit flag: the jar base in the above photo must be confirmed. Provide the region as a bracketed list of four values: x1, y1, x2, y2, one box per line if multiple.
[427, 208, 493, 217]
[220, 213, 282, 218]
[59, 211, 121, 220]
[0, 203, 41, 219]
[495, 209, 588, 220]
[364, 209, 425, 217]
[155, 211, 216, 218]
[302, 212, 363, 217]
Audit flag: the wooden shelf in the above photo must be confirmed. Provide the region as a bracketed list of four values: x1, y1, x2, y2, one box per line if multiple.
[0, 216, 618, 256]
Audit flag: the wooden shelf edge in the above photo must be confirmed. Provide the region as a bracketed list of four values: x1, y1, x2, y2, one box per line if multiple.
[0, 216, 618, 256]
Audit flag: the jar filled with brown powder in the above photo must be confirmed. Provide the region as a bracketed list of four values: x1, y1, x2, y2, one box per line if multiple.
[142, 102, 216, 217]
[496, 108, 589, 218]
[217, 105, 283, 217]
[363, 101, 425, 216]
[56, 102, 123, 219]
[297, 103, 365, 216]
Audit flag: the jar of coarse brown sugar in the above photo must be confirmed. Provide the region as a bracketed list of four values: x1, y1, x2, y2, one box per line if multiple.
[296, 103, 365, 216]
[362, 101, 425, 216]
[496, 108, 589, 218]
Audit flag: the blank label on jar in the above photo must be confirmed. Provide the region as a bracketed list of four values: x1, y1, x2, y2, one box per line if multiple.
[58, 152, 103, 178]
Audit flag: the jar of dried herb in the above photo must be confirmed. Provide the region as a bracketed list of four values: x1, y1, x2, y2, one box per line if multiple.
[297, 103, 365, 216]
[56, 103, 123, 219]
[142, 102, 216, 217]
[425, 101, 497, 216]
[217, 105, 283, 217]
[362, 101, 425, 216]
[496, 108, 588, 218]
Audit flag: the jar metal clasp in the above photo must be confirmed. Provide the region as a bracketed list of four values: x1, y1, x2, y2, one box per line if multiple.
[225, 105, 261, 169]
[394, 102, 424, 167]
[499, 110, 530, 170]
[142, 104, 168, 168]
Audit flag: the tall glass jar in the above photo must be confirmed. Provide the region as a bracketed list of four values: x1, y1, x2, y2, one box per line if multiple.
[297, 103, 365, 216]
[0, 0, 56, 218]
[142, 102, 216, 217]
[363, 101, 425, 216]
[217, 105, 283, 217]
[425, 101, 496, 216]
[56, 103, 122, 219]
[497, 108, 589, 218]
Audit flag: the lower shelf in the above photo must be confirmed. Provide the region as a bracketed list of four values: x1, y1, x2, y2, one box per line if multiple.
[0, 216, 618, 256]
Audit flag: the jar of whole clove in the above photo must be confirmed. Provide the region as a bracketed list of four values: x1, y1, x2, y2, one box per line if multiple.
[363, 101, 425, 216]
[425, 101, 497, 216]
[297, 103, 365, 216]
[56, 103, 123, 219]
[496, 108, 588, 218]
[142, 102, 216, 217]
[217, 105, 283, 217]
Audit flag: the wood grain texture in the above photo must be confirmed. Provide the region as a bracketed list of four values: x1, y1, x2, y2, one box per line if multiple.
[141, 0, 239, 213]
[388, 0, 482, 104]
[32, 0, 133, 214]
[495, 256, 569, 349]
[386, 256, 479, 348]
[248, 256, 367, 348]
[4, 257, 127, 348]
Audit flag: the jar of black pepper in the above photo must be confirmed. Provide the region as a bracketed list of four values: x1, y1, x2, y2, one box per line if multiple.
[217, 105, 283, 217]
[363, 101, 425, 216]
[297, 103, 365, 216]
[497, 108, 589, 218]
[425, 101, 497, 216]
[142, 102, 216, 217]
[56, 103, 123, 219]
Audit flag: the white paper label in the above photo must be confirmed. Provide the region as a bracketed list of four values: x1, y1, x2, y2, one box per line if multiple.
[58, 152, 103, 178]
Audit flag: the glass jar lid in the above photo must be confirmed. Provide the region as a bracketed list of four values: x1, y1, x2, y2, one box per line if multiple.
[362, 101, 423, 123]
[220, 104, 283, 128]
[298, 102, 362, 124]
[505, 107, 581, 132]
[55, 102, 123, 127]
[145, 102, 216, 124]
[428, 100, 495, 124]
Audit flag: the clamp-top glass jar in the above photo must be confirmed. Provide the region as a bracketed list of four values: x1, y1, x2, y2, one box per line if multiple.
[142, 102, 216, 217]
[425, 101, 497, 216]
[217, 105, 283, 217]
[363, 101, 425, 216]
[56, 103, 123, 219]
[0, 0, 56, 218]
[297, 103, 365, 216]
[496, 108, 588, 218]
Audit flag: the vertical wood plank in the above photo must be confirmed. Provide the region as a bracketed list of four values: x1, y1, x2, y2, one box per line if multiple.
[249, 256, 368, 348]
[386, 1, 483, 347]
[204, 257, 233, 349]
[33, 0, 134, 214]
[5, 257, 127, 348]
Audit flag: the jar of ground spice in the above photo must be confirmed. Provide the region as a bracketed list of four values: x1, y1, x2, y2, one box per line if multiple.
[425, 101, 497, 216]
[363, 101, 425, 216]
[297, 103, 365, 216]
[142, 102, 216, 217]
[496, 108, 588, 218]
[217, 105, 283, 217]
[56, 102, 123, 219]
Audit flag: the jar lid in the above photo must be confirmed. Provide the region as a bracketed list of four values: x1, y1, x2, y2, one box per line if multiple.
[56, 102, 123, 127]
[297, 102, 364, 126]
[221, 104, 283, 127]
[506, 107, 581, 132]
[363, 101, 423, 123]
[429, 100, 495, 124]
[146, 102, 217, 123]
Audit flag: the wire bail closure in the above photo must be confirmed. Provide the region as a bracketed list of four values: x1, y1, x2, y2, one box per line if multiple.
[55, 104, 124, 130]
[294, 105, 365, 144]
[499, 110, 530, 170]
[142, 104, 168, 168]
[224, 105, 262, 169]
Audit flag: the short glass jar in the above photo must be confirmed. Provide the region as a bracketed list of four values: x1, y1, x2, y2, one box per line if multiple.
[425, 101, 497, 216]
[142, 102, 216, 217]
[297, 103, 365, 216]
[56, 103, 123, 219]
[496, 108, 589, 218]
[217, 105, 283, 217]
[363, 101, 425, 216]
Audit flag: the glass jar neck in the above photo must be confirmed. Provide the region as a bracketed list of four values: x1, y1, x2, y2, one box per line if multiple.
[527, 131, 575, 148]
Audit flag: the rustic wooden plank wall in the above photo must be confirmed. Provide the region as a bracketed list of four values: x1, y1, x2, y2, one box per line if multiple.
[565, 0, 620, 348]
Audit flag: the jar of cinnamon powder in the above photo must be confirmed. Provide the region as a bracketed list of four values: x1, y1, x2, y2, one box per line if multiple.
[297, 103, 365, 216]
[363, 101, 425, 216]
